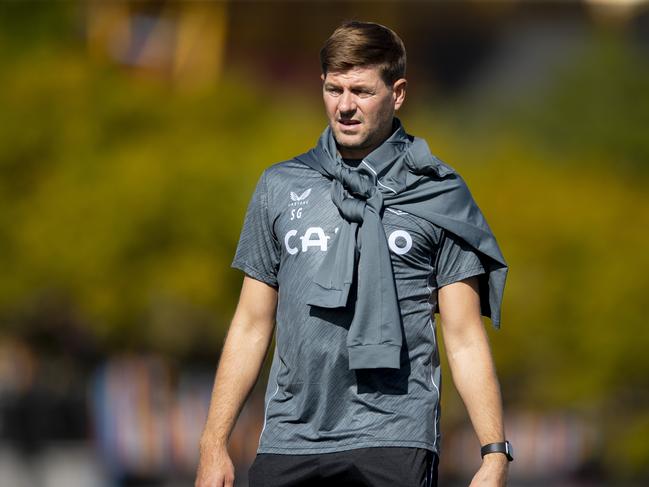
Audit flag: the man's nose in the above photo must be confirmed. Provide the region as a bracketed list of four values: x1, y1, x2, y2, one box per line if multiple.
[338, 90, 356, 115]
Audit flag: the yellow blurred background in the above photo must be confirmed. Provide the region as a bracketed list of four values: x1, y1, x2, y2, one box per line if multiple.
[0, 1, 648, 486]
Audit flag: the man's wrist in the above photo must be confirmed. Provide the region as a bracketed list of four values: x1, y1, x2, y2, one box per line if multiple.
[481, 452, 510, 466]
[199, 431, 228, 451]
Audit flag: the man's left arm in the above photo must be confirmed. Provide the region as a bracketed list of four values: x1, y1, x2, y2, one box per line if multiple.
[438, 275, 509, 487]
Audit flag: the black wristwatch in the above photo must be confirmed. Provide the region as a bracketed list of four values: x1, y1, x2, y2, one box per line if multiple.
[480, 441, 514, 462]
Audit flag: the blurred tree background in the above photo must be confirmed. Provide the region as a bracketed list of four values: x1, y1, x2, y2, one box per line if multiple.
[0, 1, 648, 485]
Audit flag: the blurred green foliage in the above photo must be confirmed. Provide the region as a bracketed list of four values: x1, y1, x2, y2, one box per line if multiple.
[0, 51, 323, 357]
[0, 3, 648, 478]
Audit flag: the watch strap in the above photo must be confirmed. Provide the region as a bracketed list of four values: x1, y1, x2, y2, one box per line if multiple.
[480, 441, 513, 461]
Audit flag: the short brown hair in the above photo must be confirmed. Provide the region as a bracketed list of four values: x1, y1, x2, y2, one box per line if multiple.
[320, 21, 406, 86]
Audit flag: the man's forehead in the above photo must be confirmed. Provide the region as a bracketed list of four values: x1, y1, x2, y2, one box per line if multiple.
[323, 65, 383, 84]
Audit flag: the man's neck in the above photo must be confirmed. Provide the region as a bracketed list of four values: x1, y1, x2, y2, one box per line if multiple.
[337, 144, 376, 161]
[341, 157, 363, 168]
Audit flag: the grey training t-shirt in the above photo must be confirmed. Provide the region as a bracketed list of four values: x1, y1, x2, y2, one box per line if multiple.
[231, 159, 485, 455]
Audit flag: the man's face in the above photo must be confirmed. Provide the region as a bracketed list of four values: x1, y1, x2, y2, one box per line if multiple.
[321, 66, 406, 160]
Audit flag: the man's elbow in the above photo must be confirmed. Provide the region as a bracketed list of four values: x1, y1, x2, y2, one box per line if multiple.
[442, 316, 487, 355]
[229, 310, 275, 346]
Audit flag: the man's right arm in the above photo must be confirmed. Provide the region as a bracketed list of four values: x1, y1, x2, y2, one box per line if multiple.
[195, 275, 278, 487]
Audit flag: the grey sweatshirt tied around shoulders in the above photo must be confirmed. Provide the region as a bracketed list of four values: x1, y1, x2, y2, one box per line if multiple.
[294, 119, 508, 371]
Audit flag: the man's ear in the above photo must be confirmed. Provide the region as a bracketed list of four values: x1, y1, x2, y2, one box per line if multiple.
[393, 78, 407, 110]
[320, 73, 326, 83]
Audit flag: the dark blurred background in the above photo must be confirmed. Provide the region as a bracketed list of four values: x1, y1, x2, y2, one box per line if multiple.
[1, 1, 648, 486]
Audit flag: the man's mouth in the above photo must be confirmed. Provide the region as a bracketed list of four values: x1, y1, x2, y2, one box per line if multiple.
[338, 119, 361, 126]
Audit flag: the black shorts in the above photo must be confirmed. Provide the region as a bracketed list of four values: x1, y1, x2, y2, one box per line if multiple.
[248, 446, 438, 487]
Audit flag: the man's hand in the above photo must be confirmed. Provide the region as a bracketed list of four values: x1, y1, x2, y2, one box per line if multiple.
[195, 441, 235, 487]
[468, 453, 509, 487]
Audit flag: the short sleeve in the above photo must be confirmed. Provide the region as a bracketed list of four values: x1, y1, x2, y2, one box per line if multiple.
[435, 229, 485, 288]
[231, 170, 281, 287]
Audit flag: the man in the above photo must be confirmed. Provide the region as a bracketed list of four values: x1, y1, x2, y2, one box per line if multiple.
[196, 21, 511, 487]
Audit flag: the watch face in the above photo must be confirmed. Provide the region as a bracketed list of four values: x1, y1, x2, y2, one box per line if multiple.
[506, 441, 514, 460]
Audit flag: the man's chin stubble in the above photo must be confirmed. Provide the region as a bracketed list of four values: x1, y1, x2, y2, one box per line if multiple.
[334, 134, 370, 152]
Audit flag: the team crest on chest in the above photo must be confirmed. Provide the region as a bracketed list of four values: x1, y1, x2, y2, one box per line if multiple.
[288, 188, 311, 207]
[287, 187, 312, 220]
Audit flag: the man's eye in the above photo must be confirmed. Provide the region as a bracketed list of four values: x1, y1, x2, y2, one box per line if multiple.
[326, 87, 342, 95]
